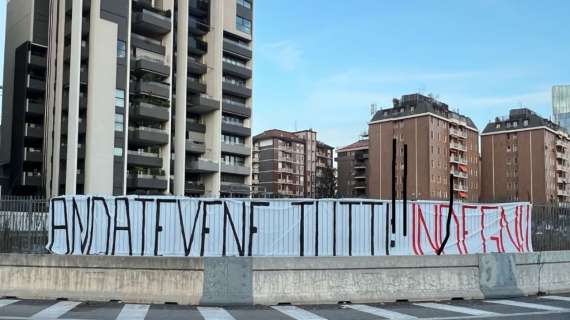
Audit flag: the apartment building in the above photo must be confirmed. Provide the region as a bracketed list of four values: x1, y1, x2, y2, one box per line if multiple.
[0, 0, 254, 197]
[336, 139, 369, 198]
[368, 94, 480, 201]
[481, 108, 570, 203]
[0, 0, 49, 195]
[252, 129, 334, 198]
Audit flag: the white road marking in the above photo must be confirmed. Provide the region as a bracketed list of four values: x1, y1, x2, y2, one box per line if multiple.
[0, 300, 19, 308]
[30, 301, 81, 319]
[540, 295, 570, 302]
[415, 302, 499, 316]
[198, 307, 236, 320]
[485, 299, 567, 311]
[115, 304, 150, 319]
[347, 304, 418, 319]
[271, 306, 326, 320]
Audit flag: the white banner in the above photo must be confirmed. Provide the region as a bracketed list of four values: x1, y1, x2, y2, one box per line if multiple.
[47, 196, 532, 256]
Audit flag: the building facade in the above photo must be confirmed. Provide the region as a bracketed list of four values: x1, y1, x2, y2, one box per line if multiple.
[481, 108, 570, 204]
[1, 0, 254, 197]
[368, 94, 480, 201]
[336, 139, 368, 198]
[553, 85, 570, 133]
[0, 0, 49, 195]
[252, 129, 334, 198]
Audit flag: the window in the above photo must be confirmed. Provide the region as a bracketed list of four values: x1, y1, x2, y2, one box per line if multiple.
[117, 40, 127, 58]
[115, 114, 124, 132]
[523, 120, 529, 127]
[236, 16, 252, 34]
[115, 89, 125, 108]
[114, 147, 123, 157]
[237, 0, 252, 9]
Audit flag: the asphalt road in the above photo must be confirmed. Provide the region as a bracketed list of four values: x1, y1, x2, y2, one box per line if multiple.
[2, 294, 570, 319]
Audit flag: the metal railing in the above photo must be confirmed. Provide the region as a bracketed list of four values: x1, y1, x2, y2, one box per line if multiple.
[532, 204, 570, 251]
[0, 196, 49, 254]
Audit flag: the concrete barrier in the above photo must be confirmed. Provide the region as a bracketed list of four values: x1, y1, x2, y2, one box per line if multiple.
[0, 252, 569, 305]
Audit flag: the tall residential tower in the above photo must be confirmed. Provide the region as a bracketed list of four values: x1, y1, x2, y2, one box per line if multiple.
[553, 85, 570, 132]
[1, 0, 255, 197]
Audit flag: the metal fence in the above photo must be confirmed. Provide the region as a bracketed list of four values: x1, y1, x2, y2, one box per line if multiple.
[1, 196, 570, 254]
[532, 204, 570, 252]
[0, 196, 49, 254]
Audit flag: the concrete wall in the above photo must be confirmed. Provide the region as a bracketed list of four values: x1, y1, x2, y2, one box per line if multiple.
[1, 252, 570, 305]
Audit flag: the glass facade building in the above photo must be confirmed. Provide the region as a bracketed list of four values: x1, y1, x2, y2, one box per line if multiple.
[553, 85, 570, 132]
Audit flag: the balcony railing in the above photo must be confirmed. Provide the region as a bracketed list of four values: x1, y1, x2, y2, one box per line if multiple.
[450, 169, 468, 179]
[449, 128, 467, 139]
[453, 184, 468, 192]
[450, 156, 467, 165]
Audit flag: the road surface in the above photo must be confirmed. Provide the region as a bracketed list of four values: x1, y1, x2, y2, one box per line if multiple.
[2, 294, 570, 319]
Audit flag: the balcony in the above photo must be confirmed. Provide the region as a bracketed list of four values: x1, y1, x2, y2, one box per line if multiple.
[64, 43, 89, 62]
[189, 18, 209, 36]
[188, 57, 207, 75]
[221, 143, 251, 156]
[449, 128, 467, 139]
[128, 127, 169, 146]
[64, 19, 89, 40]
[222, 81, 251, 98]
[221, 183, 250, 195]
[453, 184, 468, 192]
[223, 39, 252, 59]
[130, 101, 170, 122]
[223, 61, 252, 79]
[127, 150, 162, 168]
[29, 52, 47, 69]
[131, 79, 170, 99]
[188, 94, 220, 114]
[558, 176, 567, 184]
[131, 33, 166, 55]
[132, 56, 170, 78]
[62, 119, 86, 135]
[127, 172, 168, 190]
[557, 151, 566, 160]
[450, 142, 467, 152]
[186, 141, 206, 154]
[132, 8, 172, 37]
[60, 145, 86, 159]
[354, 181, 367, 189]
[221, 163, 250, 176]
[222, 100, 251, 118]
[189, 0, 209, 18]
[27, 76, 45, 93]
[451, 169, 468, 179]
[25, 100, 44, 117]
[63, 96, 87, 111]
[23, 148, 42, 163]
[187, 159, 219, 173]
[558, 189, 569, 197]
[187, 121, 206, 133]
[63, 68, 88, 87]
[188, 37, 208, 56]
[557, 139, 566, 148]
[450, 156, 467, 165]
[221, 122, 251, 137]
[186, 181, 206, 193]
[24, 124, 43, 140]
[187, 78, 207, 94]
[21, 172, 42, 187]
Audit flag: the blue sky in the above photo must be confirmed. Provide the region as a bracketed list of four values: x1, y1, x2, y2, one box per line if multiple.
[253, 0, 570, 148]
[0, 1, 568, 149]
